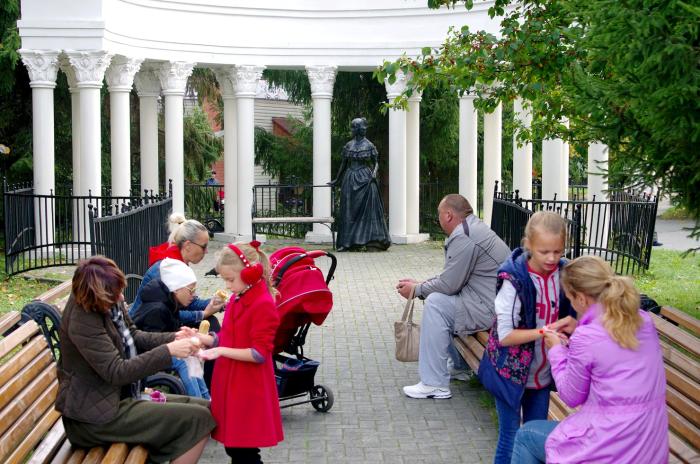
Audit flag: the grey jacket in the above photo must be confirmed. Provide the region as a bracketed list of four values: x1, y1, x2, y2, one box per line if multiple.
[415, 214, 511, 335]
[55, 295, 174, 424]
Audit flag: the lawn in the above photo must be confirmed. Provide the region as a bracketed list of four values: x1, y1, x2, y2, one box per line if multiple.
[0, 253, 55, 314]
[635, 249, 700, 319]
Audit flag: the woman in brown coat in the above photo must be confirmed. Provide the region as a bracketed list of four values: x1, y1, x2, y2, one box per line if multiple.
[55, 256, 216, 464]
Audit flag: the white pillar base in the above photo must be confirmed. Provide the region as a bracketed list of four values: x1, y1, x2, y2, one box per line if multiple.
[390, 233, 431, 245]
[212, 232, 265, 244]
[305, 230, 334, 244]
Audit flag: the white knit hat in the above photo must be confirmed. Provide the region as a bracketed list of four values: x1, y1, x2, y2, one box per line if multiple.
[160, 258, 197, 292]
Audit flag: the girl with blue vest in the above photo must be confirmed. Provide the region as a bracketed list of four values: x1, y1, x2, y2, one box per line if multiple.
[478, 211, 573, 464]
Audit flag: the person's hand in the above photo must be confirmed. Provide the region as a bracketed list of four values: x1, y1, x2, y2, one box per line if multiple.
[548, 316, 578, 335]
[198, 348, 221, 361]
[203, 298, 224, 318]
[175, 326, 197, 340]
[543, 330, 568, 350]
[167, 338, 196, 359]
[396, 279, 418, 299]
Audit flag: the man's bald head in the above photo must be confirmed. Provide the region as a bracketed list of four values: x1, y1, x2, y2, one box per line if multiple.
[440, 194, 474, 219]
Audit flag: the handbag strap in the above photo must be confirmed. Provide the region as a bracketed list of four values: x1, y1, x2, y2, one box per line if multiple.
[401, 286, 416, 322]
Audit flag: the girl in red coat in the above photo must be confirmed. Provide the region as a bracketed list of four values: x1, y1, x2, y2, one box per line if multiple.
[198, 241, 283, 464]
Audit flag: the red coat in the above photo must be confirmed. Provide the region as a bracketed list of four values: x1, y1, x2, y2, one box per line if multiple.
[210, 281, 284, 448]
[148, 242, 184, 267]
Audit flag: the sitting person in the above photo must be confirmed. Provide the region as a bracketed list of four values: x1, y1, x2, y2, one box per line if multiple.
[397, 194, 511, 399]
[55, 256, 215, 464]
[511, 256, 668, 463]
[133, 258, 215, 399]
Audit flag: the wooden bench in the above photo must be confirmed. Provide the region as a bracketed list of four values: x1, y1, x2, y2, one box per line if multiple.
[453, 306, 700, 464]
[0, 282, 149, 464]
[251, 216, 336, 248]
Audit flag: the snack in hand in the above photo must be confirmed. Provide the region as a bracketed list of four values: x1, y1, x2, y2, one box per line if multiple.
[215, 289, 229, 301]
[198, 320, 210, 335]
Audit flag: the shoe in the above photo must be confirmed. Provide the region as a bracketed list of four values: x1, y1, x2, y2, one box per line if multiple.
[447, 357, 473, 382]
[652, 240, 663, 246]
[403, 382, 452, 399]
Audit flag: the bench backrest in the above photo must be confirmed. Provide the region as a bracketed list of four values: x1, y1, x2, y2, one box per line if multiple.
[0, 311, 64, 464]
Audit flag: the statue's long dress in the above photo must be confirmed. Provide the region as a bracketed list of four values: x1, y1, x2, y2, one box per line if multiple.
[336, 138, 391, 251]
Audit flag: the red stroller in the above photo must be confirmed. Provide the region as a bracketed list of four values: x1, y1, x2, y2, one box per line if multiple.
[269, 246, 337, 412]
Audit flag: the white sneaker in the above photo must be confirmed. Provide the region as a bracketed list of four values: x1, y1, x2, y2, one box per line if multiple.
[402, 382, 452, 399]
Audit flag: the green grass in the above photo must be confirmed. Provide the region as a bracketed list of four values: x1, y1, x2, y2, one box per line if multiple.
[635, 249, 700, 319]
[0, 253, 56, 314]
[659, 205, 691, 220]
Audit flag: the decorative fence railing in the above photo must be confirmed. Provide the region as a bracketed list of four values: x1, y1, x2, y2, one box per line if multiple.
[492, 182, 658, 275]
[252, 183, 334, 238]
[184, 183, 225, 231]
[90, 196, 172, 280]
[3, 180, 170, 276]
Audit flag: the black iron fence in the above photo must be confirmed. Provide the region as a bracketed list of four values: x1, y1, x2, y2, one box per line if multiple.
[3, 180, 169, 276]
[492, 182, 658, 275]
[184, 183, 225, 231]
[90, 196, 172, 278]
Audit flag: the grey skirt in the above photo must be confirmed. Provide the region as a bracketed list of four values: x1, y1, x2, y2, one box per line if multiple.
[62, 394, 216, 463]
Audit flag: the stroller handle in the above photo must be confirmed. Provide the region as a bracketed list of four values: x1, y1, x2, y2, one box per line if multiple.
[273, 250, 337, 286]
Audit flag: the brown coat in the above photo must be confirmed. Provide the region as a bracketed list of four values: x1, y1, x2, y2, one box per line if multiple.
[55, 295, 175, 424]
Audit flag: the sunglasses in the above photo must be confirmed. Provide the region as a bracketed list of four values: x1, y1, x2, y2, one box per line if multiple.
[190, 241, 208, 251]
[182, 286, 197, 295]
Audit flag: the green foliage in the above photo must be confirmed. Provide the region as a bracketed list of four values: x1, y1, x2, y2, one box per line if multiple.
[254, 116, 313, 183]
[182, 107, 223, 182]
[635, 249, 700, 318]
[377, 0, 700, 236]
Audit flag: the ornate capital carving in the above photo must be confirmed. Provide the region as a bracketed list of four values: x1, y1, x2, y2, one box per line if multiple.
[58, 54, 78, 93]
[384, 70, 407, 98]
[233, 65, 265, 97]
[19, 50, 59, 89]
[212, 66, 237, 99]
[106, 56, 144, 92]
[306, 65, 337, 98]
[459, 88, 477, 100]
[64, 50, 114, 89]
[134, 63, 162, 97]
[158, 61, 196, 96]
[408, 90, 423, 103]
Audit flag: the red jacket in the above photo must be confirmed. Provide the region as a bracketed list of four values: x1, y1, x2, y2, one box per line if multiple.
[148, 242, 184, 267]
[210, 281, 283, 448]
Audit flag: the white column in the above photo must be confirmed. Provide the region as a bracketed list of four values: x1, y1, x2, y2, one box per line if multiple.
[588, 143, 608, 201]
[158, 61, 195, 213]
[213, 66, 239, 235]
[106, 56, 143, 199]
[385, 71, 408, 242]
[134, 64, 161, 195]
[542, 137, 564, 201]
[483, 102, 502, 226]
[234, 65, 264, 239]
[305, 65, 337, 243]
[458, 92, 478, 206]
[59, 56, 80, 196]
[20, 50, 59, 248]
[512, 97, 533, 199]
[560, 118, 570, 201]
[406, 92, 429, 243]
[66, 50, 113, 205]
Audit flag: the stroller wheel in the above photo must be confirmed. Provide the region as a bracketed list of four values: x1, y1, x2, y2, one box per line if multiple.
[310, 384, 334, 412]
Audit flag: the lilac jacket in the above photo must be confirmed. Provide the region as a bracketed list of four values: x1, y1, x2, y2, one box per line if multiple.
[545, 304, 668, 463]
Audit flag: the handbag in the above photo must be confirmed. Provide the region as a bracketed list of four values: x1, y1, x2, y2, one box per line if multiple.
[394, 288, 420, 362]
[477, 329, 527, 410]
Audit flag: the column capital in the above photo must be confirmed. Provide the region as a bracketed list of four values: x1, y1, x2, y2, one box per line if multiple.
[212, 66, 237, 99]
[106, 56, 144, 92]
[64, 50, 114, 88]
[306, 65, 337, 99]
[459, 88, 477, 100]
[233, 65, 265, 97]
[408, 90, 422, 103]
[19, 49, 60, 89]
[134, 63, 162, 97]
[158, 61, 196, 96]
[384, 70, 407, 99]
[58, 55, 78, 93]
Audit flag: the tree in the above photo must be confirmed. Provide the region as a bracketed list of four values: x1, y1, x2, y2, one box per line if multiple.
[376, 0, 700, 236]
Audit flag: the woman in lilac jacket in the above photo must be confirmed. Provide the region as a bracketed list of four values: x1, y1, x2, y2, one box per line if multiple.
[511, 256, 668, 464]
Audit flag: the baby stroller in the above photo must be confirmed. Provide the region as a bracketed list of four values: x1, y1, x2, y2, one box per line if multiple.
[269, 246, 337, 412]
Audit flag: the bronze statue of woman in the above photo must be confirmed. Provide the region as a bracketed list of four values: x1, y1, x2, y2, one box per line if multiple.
[329, 118, 391, 251]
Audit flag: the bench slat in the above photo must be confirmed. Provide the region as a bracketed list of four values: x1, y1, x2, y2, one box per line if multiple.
[0, 320, 41, 360]
[668, 407, 700, 451]
[666, 364, 700, 407]
[252, 217, 334, 224]
[453, 336, 480, 372]
[0, 336, 46, 388]
[102, 443, 129, 464]
[661, 339, 700, 384]
[35, 281, 72, 305]
[661, 307, 700, 335]
[669, 431, 700, 464]
[653, 314, 700, 358]
[50, 438, 74, 464]
[0, 349, 53, 411]
[0, 365, 57, 437]
[81, 446, 106, 464]
[28, 415, 67, 464]
[124, 446, 149, 464]
[63, 448, 86, 464]
[0, 311, 21, 335]
[667, 385, 700, 432]
[4, 407, 61, 464]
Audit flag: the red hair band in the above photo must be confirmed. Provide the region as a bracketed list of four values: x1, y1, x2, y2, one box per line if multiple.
[227, 243, 263, 285]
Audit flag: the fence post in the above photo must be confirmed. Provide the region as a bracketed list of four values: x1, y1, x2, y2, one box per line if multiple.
[573, 204, 582, 258]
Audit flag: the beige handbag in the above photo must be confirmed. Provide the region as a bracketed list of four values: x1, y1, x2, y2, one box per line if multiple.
[394, 288, 420, 362]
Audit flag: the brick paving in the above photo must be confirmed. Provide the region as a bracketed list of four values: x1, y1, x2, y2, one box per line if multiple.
[194, 240, 497, 464]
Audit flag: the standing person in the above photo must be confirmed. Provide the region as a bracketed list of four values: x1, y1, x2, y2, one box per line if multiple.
[198, 241, 283, 464]
[511, 256, 668, 464]
[479, 211, 573, 464]
[397, 194, 511, 399]
[56, 256, 215, 464]
[329, 117, 391, 251]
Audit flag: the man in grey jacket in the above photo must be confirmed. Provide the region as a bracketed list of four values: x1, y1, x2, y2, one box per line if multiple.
[397, 194, 510, 399]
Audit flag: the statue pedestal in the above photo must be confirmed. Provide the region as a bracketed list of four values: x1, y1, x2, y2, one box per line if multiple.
[390, 233, 431, 245]
[212, 232, 265, 243]
[305, 230, 334, 244]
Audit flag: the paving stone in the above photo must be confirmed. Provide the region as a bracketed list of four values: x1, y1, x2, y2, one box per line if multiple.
[195, 240, 497, 463]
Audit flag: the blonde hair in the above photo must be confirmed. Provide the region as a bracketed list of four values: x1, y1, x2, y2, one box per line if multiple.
[524, 211, 567, 249]
[561, 256, 642, 349]
[168, 214, 207, 247]
[216, 242, 278, 297]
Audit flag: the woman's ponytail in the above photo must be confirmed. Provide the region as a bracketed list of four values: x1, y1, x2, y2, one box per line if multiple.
[561, 256, 642, 349]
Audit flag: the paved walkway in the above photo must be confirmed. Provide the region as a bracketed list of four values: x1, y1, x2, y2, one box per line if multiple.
[194, 240, 497, 464]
